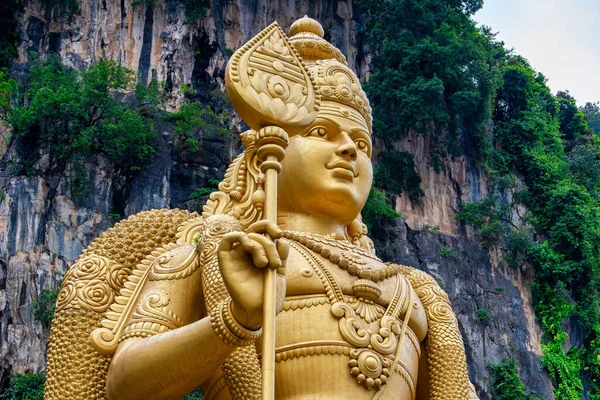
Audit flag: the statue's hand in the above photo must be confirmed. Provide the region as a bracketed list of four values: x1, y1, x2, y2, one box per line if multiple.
[217, 220, 288, 330]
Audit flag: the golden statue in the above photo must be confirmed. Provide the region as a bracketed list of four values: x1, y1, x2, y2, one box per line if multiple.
[45, 17, 479, 400]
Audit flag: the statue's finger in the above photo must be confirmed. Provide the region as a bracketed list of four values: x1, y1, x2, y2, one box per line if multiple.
[220, 232, 245, 251]
[248, 233, 281, 269]
[247, 220, 283, 239]
[248, 239, 269, 268]
[276, 239, 289, 263]
[220, 232, 255, 255]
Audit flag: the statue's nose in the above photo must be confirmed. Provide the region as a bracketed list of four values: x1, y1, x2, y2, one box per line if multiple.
[336, 132, 357, 160]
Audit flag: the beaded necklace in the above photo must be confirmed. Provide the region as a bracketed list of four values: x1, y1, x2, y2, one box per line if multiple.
[283, 231, 400, 283]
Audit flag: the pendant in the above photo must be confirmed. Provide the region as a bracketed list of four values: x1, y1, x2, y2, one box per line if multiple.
[351, 279, 384, 323]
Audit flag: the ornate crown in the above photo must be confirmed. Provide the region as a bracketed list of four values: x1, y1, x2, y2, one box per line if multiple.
[289, 17, 373, 133]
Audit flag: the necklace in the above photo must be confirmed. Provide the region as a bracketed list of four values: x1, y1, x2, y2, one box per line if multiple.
[283, 231, 400, 283]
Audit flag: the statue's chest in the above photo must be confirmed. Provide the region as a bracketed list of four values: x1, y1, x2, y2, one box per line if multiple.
[285, 237, 398, 307]
[275, 236, 424, 393]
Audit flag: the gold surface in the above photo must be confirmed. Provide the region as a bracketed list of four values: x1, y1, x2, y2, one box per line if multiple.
[45, 16, 478, 400]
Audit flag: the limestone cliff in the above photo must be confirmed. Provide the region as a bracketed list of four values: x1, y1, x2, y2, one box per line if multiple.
[0, 1, 555, 399]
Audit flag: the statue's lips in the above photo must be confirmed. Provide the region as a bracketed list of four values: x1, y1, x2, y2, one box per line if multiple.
[325, 161, 358, 178]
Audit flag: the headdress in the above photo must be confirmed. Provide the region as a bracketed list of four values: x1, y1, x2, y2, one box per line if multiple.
[205, 17, 374, 249]
[289, 17, 373, 133]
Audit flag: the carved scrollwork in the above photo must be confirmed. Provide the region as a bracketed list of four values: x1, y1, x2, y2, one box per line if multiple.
[91, 243, 199, 355]
[331, 302, 370, 348]
[119, 290, 182, 341]
[370, 316, 401, 355]
[148, 245, 199, 281]
[225, 22, 319, 134]
[350, 298, 384, 323]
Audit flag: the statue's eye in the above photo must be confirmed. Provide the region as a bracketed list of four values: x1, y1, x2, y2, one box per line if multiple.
[355, 139, 370, 154]
[306, 126, 328, 139]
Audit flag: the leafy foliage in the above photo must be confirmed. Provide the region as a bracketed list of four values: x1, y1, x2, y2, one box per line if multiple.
[456, 196, 510, 247]
[32, 288, 60, 327]
[189, 178, 220, 200]
[0, 56, 156, 181]
[355, 0, 504, 169]
[463, 55, 599, 398]
[582, 102, 600, 135]
[182, 389, 204, 400]
[0, 372, 45, 400]
[476, 308, 490, 325]
[0, 0, 20, 71]
[180, 0, 210, 23]
[41, 0, 80, 21]
[440, 247, 461, 258]
[166, 102, 229, 154]
[489, 360, 542, 400]
[361, 188, 401, 231]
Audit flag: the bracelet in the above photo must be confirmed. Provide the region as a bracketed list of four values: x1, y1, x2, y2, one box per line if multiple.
[210, 298, 262, 347]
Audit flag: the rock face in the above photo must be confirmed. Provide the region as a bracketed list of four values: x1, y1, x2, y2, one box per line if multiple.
[0, 0, 554, 398]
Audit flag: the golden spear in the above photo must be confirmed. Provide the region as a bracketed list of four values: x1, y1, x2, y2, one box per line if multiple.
[224, 22, 319, 399]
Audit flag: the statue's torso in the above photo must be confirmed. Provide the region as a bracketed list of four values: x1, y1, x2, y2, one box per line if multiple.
[203, 233, 428, 400]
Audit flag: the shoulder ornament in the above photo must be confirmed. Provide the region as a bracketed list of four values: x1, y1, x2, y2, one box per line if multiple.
[90, 242, 199, 355]
[395, 264, 479, 400]
[119, 290, 183, 341]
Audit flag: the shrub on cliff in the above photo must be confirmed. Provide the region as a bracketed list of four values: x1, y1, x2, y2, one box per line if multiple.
[0, 56, 156, 179]
[0, 372, 45, 400]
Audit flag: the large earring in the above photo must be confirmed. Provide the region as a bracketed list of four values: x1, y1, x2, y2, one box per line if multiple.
[347, 218, 363, 246]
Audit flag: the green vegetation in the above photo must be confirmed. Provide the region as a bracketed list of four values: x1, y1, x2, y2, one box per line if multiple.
[189, 179, 220, 200]
[440, 247, 461, 258]
[32, 288, 60, 327]
[582, 102, 600, 135]
[166, 101, 229, 154]
[0, 0, 20, 72]
[361, 188, 401, 230]
[182, 389, 204, 400]
[42, 0, 79, 21]
[476, 308, 490, 325]
[354, 1, 600, 397]
[179, 0, 210, 22]
[0, 56, 156, 182]
[489, 360, 542, 400]
[0, 372, 45, 400]
[356, 0, 504, 172]
[373, 151, 423, 201]
[0, 56, 229, 214]
[452, 56, 599, 398]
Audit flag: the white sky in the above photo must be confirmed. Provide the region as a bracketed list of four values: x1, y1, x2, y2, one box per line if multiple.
[474, 0, 600, 105]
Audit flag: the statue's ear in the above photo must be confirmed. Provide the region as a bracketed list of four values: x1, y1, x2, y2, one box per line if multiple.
[225, 22, 320, 135]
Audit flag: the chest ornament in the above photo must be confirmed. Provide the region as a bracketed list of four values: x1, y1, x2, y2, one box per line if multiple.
[287, 235, 416, 392]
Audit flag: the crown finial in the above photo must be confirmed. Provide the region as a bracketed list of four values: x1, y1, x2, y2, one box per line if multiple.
[288, 16, 347, 67]
[289, 16, 325, 38]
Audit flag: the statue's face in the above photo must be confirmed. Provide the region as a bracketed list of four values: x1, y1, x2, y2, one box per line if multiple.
[278, 101, 373, 225]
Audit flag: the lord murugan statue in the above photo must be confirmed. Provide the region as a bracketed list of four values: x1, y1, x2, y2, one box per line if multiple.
[45, 17, 479, 400]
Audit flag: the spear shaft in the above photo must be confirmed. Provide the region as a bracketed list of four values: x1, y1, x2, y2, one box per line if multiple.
[256, 127, 288, 400]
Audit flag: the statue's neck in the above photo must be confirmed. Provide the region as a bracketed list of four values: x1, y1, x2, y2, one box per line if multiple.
[277, 210, 347, 238]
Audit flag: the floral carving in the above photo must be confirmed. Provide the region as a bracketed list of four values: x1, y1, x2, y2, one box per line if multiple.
[107, 264, 131, 292]
[77, 280, 115, 313]
[72, 256, 109, 280]
[55, 281, 76, 312]
[55, 255, 123, 313]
